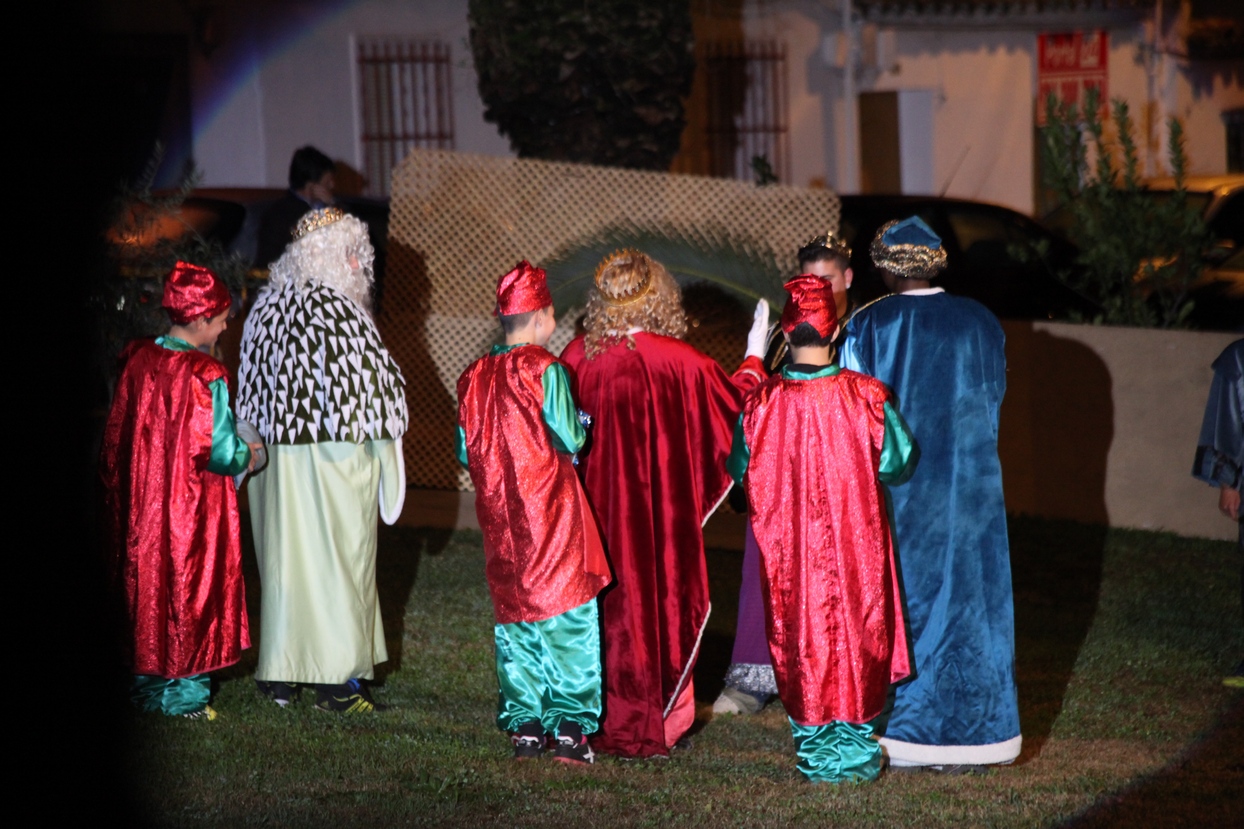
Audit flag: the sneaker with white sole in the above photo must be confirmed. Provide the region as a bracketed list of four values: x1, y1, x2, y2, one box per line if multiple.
[256, 680, 301, 707]
[712, 686, 766, 716]
[552, 723, 595, 764]
[511, 722, 546, 760]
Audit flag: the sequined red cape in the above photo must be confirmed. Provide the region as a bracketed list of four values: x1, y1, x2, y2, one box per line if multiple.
[457, 345, 609, 624]
[742, 370, 910, 725]
[561, 333, 763, 757]
[101, 340, 250, 678]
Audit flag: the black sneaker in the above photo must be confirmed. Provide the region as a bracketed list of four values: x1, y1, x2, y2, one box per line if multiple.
[256, 680, 301, 707]
[552, 723, 595, 765]
[511, 721, 546, 760]
[315, 679, 385, 714]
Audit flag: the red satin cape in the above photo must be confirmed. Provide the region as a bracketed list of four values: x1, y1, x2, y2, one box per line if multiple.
[457, 345, 609, 624]
[561, 333, 762, 757]
[101, 340, 250, 678]
[742, 370, 910, 725]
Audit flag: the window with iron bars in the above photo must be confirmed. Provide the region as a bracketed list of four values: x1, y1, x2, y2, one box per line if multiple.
[703, 40, 789, 184]
[357, 38, 455, 196]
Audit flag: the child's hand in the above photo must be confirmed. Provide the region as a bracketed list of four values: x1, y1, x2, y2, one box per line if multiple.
[746, 298, 770, 359]
[247, 442, 265, 472]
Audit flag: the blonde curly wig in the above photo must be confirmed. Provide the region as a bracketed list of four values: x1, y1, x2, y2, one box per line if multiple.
[267, 212, 375, 311]
[582, 250, 687, 359]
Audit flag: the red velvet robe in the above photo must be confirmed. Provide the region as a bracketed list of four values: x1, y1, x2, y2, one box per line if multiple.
[561, 333, 763, 757]
[457, 345, 610, 624]
[101, 340, 250, 678]
[741, 370, 911, 725]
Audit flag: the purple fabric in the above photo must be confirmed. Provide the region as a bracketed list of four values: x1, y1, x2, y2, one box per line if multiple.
[730, 521, 773, 666]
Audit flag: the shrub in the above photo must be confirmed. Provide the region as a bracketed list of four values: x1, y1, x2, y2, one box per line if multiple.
[1039, 88, 1209, 328]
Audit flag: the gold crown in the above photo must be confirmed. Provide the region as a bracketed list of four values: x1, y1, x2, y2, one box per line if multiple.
[802, 230, 852, 260]
[293, 207, 347, 240]
[594, 248, 654, 307]
[869, 220, 948, 280]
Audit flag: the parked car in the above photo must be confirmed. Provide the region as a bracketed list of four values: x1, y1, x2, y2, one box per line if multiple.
[1042, 174, 1243, 331]
[1133, 175, 1242, 331]
[838, 195, 1101, 321]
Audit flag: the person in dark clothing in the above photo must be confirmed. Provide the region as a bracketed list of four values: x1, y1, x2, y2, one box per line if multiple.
[1192, 339, 1243, 687]
[255, 146, 336, 268]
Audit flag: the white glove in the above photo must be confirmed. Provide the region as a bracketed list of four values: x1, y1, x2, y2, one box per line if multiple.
[745, 298, 770, 359]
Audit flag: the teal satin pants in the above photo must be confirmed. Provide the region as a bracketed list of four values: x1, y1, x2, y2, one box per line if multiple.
[789, 717, 882, 783]
[494, 599, 601, 736]
[131, 674, 211, 716]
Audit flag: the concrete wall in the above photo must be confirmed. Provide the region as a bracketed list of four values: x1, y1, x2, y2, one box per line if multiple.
[402, 323, 1240, 544]
[1000, 321, 1237, 541]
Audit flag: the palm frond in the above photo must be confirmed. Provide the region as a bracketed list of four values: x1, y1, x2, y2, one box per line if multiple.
[543, 222, 789, 312]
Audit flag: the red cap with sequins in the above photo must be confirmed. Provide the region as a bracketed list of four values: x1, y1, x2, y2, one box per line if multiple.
[494, 260, 553, 316]
[162, 261, 231, 326]
[780, 273, 838, 339]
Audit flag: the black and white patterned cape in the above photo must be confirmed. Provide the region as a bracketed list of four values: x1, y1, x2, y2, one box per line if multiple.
[237, 282, 408, 445]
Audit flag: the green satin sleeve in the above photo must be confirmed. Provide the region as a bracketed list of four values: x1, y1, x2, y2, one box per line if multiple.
[206, 377, 252, 476]
[542, 362, 585, 454]
[727, 414, 750, 485]
[878, 400, 918, 485]
[455, 424, 469, 467]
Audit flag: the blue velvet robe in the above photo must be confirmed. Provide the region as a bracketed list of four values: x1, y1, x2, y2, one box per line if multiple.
[841, 290, 1021, 764]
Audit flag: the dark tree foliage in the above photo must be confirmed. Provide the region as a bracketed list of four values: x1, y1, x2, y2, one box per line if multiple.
[468, 0, 695, 170]
[1040, 89, 1209, 328]
[92, 146, 250, 397]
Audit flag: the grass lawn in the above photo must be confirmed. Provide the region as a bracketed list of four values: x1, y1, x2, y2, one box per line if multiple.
[121, 516, 1242, 827]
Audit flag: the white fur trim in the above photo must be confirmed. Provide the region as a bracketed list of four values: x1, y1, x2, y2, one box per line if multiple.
[664, 602, 711, 718]
[703, 486, 731, 529]
[881, 733, 1022, 766]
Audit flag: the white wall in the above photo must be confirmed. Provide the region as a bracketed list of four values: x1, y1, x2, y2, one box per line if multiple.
[736, 4, 834, 189]
[897, 88, 935, 194]
[809, 11, 1240, 214]
[191, 0, 511, 188]
[1108, 25, 1244, 178]
[188, 0, 1240, 206]
[861, 29, 1037, 213]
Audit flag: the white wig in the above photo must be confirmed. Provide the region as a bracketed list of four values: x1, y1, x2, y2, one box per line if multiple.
[268, 212, 375, 311]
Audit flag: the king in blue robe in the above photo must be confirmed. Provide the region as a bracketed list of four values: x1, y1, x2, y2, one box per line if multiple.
[840, 217, 1021, 769]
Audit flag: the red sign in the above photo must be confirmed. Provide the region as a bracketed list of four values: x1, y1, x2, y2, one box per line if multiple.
[1036, 31, 1109, 124]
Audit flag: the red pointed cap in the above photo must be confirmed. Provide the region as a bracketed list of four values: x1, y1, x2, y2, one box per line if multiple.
[494, 260, 552, 316]
[780, 273, 838, 339]
[162, 261, 231, 326]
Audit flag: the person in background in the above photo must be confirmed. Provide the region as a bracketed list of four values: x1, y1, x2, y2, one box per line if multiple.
[714, 230, 855, 717]
[101, 262, 260, 720]
[238, 207, 408, 714]
[456, 261, 611, 764]
[1192, 338, 1243, 688]
[841, 216, 1021, 773]
[728, 274, 915, 782]
[255, 145, 336, 269]
[560, 249, 768, 759]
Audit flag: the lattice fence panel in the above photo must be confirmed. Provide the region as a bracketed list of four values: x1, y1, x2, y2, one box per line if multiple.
[381, 149, 840, 490]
